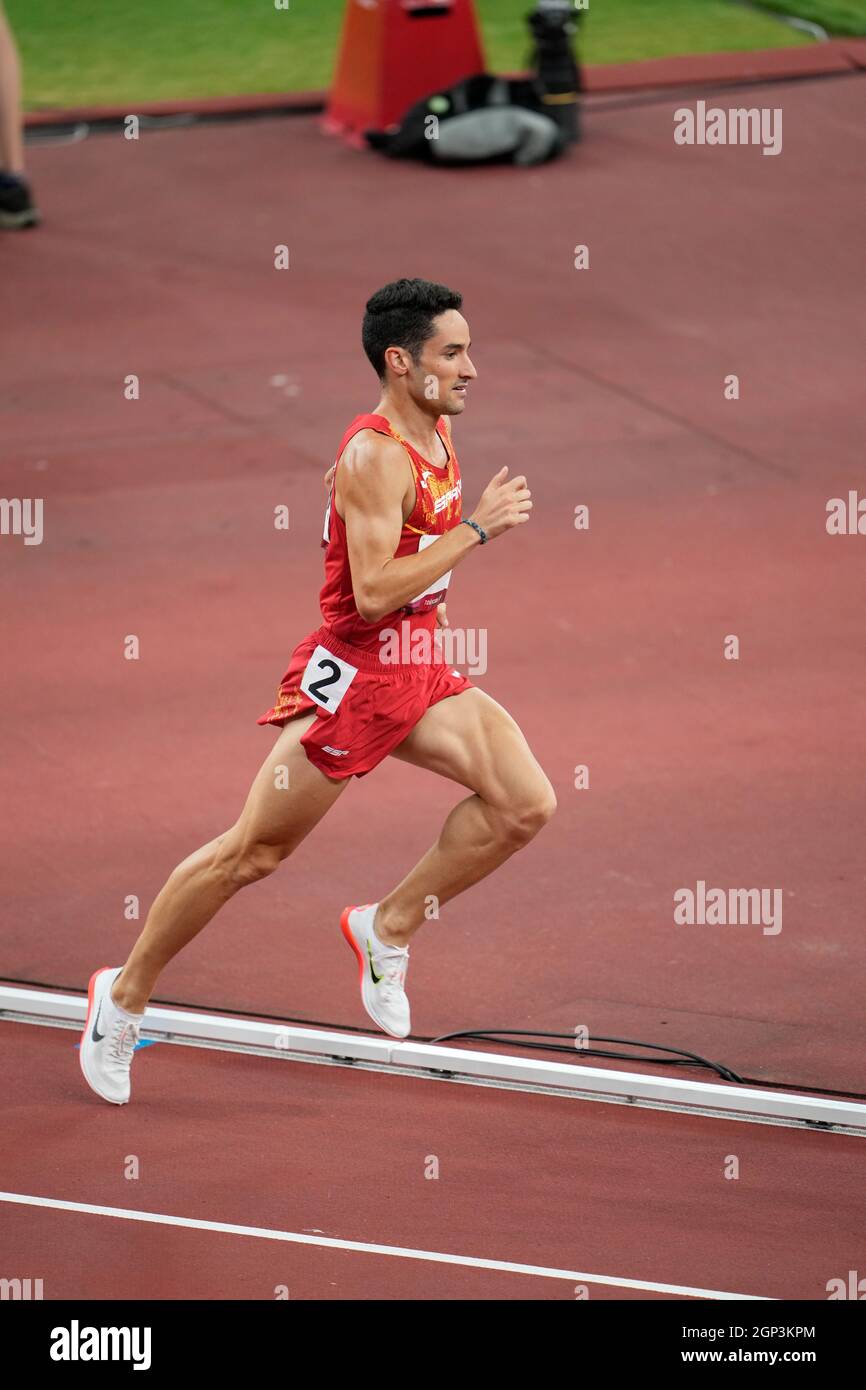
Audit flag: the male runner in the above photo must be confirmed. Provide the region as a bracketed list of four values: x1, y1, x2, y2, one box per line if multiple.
[80, 277, 556, 1104]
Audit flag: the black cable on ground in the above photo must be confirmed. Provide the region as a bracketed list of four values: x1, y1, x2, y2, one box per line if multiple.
[430, 1028, 743, 1082]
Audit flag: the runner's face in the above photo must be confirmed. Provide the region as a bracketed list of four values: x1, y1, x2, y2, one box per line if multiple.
[412, 310, 476, 415]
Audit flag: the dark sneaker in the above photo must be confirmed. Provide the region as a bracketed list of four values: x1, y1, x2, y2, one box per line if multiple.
[0, 173, 41, 229]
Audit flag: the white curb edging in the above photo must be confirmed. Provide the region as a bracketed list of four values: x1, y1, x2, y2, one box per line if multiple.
[3, 985, 864, 1134]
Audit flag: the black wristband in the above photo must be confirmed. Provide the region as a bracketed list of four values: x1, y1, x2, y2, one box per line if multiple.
[461, 518, 488, 545]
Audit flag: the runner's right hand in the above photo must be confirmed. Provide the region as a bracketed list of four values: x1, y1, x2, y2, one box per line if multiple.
[468, 466, 532, 541]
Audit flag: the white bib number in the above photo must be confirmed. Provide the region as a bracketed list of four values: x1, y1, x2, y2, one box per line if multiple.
[300, 644, 359, 712]
[404, 532, 453, 613]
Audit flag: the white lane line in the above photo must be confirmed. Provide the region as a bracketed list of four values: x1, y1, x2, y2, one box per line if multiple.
[0, 1191, 771, 1300]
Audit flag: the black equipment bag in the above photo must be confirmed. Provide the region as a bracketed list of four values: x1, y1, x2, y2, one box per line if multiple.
[365, 73, 565, 166]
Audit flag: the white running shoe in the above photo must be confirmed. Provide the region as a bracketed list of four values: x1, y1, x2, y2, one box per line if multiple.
[340, 903, 411, 1039]
[79, 966, 143, 1105]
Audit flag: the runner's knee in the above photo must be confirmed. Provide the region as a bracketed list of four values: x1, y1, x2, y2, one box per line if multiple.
[495, 780, 557, 846]
[213, 837, 285, 889]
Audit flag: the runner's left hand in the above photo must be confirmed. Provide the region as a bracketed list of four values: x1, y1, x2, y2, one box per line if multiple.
[436, 603, 448, 627]
[324, 463, 335, 491]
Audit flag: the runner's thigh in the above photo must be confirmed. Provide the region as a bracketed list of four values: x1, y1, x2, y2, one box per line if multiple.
[229, 712, 350, 857]
[390, 687, 554, 811]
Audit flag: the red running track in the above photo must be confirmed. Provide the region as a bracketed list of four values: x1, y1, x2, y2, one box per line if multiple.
[0, 72, 864, 1301]
[1, 1022, 861, 1300]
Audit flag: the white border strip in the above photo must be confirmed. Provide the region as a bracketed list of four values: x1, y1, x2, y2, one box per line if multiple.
[0, 1191, 771, 1300]
[3, 985, 865, 1134]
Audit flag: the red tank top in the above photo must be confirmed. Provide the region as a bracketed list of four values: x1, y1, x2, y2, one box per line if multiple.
[319, 413, 463, 653]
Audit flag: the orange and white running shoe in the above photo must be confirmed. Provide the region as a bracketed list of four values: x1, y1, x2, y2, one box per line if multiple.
[340, 903, 410, 1039]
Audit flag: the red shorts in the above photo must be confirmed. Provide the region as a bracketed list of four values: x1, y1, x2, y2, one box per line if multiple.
[257, 624, 474, 780]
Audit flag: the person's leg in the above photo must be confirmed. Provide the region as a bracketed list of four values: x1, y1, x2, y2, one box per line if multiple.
[0, 2, 25, 173]
[112, 712, 349, 1012]
[377, 687, 556, 946]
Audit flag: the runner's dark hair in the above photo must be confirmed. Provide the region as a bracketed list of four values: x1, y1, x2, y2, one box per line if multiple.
[362, 278, 463, 379]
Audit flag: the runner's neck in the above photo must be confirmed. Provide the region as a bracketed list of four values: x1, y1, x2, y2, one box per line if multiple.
[371, 403, 447, 468]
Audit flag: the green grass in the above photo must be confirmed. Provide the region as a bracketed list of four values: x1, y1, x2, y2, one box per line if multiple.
[482, 0, 811, 68]
[750, 0, 866, 35]
[8, 0, 832, 112]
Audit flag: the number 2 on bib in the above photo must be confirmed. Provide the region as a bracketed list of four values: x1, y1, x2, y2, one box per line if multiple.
[300, 644, 359, 712]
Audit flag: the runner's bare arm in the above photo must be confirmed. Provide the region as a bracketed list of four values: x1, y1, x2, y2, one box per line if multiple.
[340, 433, 481, 625]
